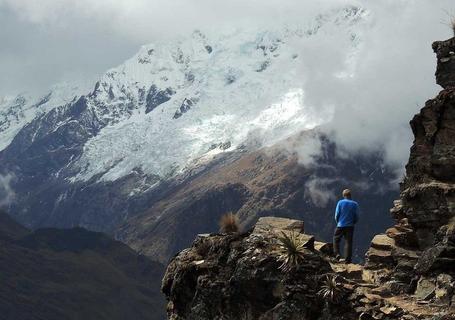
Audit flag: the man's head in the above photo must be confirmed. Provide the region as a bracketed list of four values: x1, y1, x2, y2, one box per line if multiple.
[342, 189, 352, 199]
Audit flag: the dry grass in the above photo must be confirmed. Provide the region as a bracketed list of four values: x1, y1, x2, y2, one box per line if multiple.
[317, 275, 344, 304]
[276, 231, 306, 272]
[219, 212, 239, 234]
[446, 216, 455, 234]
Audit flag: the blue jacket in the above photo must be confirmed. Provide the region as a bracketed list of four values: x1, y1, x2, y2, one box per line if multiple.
[335, 199, 359, 227]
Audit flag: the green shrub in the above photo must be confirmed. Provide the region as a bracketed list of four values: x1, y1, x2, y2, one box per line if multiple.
[317, 274, 344, 304]
[276, 231, 306, 272]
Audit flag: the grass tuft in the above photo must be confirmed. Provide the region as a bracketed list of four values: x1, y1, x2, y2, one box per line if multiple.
[317, 275, 344, 304]
[276, 231, 306, 272]
[219, 212, 239, 234]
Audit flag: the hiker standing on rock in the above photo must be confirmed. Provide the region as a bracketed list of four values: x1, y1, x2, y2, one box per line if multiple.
[333, 189, 359, 263]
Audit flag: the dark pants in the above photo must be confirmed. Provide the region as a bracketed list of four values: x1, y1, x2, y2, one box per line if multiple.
[333, 226, 354, 263]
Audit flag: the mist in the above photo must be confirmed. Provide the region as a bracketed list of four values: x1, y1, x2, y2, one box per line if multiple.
[298, 1, 449, 166]
[0, 173, 15, 208]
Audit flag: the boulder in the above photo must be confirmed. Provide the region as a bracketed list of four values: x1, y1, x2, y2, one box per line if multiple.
[414, 277, 436, 300]
[371, 234, 395, 251]
[435, 274, 454, 304]
[314, 241, 333, 255]
[162, 222, 342, 320]
[253, 217, 304, 235]
[365, 247, 394, 265]
[433, 38, 455, 88]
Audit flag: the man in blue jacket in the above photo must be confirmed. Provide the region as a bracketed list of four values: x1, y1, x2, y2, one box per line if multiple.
[333, 189, 359, 263]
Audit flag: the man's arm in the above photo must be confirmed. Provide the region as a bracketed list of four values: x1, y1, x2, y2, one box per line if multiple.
[335, 201, 340, 223]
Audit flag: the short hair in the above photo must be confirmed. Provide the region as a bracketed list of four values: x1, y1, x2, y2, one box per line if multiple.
[342, 189, 352, 199]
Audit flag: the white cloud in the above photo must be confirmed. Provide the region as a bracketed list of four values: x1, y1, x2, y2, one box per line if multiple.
[0, 173, 15, 208]
[288, 0, 454, 174]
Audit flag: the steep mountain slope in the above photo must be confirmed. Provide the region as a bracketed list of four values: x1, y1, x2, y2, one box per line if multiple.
[0, 6, 368, 233]
[0, 209, 28, 240]
[0, 211, 165, 320]
[119, 133, 396, 264]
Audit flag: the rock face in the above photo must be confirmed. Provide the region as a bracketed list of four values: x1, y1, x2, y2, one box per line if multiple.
[362, 37, 455, 314]
[433, 38, 455, 89]
[162, 37, 455, 320]
[162, 218, 348, 320]
[162, 217, 454, 319]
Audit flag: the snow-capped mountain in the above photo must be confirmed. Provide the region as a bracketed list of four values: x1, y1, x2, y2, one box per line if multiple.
[0, 82, 87, 151]
[0, 6, 388, 236]
[72, 7, 365, 183]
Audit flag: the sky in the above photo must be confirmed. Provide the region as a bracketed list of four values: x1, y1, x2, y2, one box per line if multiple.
[1, 0, 451, 96]
[0, 0, 337, 96]
[0, 0, 454, 177]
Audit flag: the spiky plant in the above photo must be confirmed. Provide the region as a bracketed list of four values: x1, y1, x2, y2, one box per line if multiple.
[317, 275, 344, 304]
[219, 212, 239, 234]
[276, 231, 306, 272]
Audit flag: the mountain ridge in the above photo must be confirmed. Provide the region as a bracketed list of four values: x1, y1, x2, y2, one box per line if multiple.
[0, 211, 166, 320]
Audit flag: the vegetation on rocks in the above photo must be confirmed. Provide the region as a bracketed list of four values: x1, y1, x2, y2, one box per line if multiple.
[276, 231, 307, 272]
[317, 275, 344, 304]
[219, 212, 240, 233]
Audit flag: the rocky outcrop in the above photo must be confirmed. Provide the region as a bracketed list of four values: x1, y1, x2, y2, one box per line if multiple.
[362, 37, 455, 316]
[162, 218, 349, 320]
[162, 217, 454, 319]
[433, 38, 455, 89]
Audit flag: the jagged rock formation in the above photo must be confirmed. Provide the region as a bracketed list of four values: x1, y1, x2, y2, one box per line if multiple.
[363, 37, 455, 312]
[434, 38, 455, 88]
[162, 37, 455, 320]
[163, 217, 454, 319]
[162, 217, 352, 319]
[0, 211, 165, 320]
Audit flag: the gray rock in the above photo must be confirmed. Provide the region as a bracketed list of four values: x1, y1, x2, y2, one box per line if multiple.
[414, 277, 436, 300]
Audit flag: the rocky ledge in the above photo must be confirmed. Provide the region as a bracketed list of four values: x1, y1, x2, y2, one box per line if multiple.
[362, 36, 455, 315]
[162, 37, 455, 319]
[162, 217, 453, 319]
